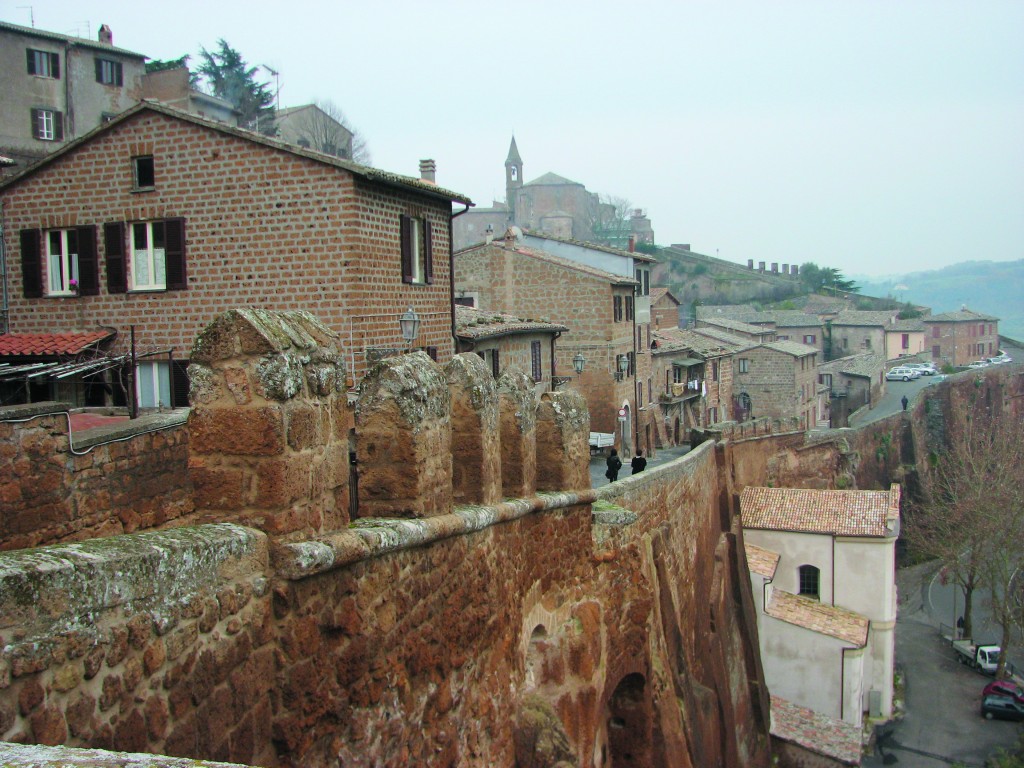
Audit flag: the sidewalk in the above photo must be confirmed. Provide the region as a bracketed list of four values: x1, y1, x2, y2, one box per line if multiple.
[589, 444, 692, 488]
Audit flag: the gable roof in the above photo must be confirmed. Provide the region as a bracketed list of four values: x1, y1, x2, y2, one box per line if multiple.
[0, 20, 146, 59]
[456, 241, 639, 287]
[770, 696, 863, 765]
[524, 172, 582, 187]
[761, 340, 819, 358]
[0, 101, 472, 205]
[689, 327, 756, 350]
[654, 328, 748, 356]
[767, 590, 869, 646]
[764, 311, 823, 328]
[506, 136, 522, 165]
[818, 352, 885, 379]
[454, 306, 567, 340]
[698, 317, 774, 336]
[521, 230, 658, 263]
[0, 331, 115, 357]
[741, 484, 900, 538]
[650, 287, 680, 306]
[924, 308, 999, 323]
[831, 310, 898, 328]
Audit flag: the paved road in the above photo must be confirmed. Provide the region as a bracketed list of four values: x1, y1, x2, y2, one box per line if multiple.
[589, 444, 692, 489]
[849, 373, 944, 428]
[862, 562, 1022, 767]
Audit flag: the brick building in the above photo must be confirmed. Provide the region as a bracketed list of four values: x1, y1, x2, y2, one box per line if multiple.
[0, 21, 146, 169]
[817, 352, 886, 427]
[453, 237, 652, 456]
[0, 101, 471, 407]
[829, 310, 899, 360]
[729, 340, 821, 428]
[453, 305, 567, 394]
[923, 308, 1000, 366]
[650, 286, 681, 331]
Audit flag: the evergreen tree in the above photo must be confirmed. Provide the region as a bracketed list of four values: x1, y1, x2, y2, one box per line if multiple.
[196, 40, 275, 134]
[145, 55, 190, 74]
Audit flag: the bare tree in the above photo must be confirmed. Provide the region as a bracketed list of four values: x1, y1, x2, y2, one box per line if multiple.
[588, 194, 633, 248]
[907, 399, 1024, 675]
[283, 99, 371, 165]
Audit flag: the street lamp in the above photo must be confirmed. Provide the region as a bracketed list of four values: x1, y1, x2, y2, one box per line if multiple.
[399, 307, 420, 351]
[572, 352, 586, 375]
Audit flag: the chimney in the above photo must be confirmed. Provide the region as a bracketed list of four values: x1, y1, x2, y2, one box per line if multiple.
[98, 24, 113, 45]
[628, 235, 636, 253]
[419, 159, 436, 184]
[485, 224, 494, 245]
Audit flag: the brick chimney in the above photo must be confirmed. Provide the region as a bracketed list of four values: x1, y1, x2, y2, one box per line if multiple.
[628, 235, 636, 253]
[98, 24, 113, 45]
[419, 159, 436, 184]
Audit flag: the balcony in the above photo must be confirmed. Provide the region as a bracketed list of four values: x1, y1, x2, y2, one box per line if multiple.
[660, 379, 704, 404]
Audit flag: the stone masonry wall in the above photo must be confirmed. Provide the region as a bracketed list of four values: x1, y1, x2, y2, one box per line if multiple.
[0, 404, 192, 552]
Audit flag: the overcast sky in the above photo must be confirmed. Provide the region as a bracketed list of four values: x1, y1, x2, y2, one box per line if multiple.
[5, 0, 1023, 277]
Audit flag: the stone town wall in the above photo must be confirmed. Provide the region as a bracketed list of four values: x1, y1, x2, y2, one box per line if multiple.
[0, 404, 192, 552]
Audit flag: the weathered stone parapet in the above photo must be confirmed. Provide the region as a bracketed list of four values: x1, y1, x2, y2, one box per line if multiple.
[444, 353, 501, 505]
[273, 490, 598, 580]
[497, 368, 538, 498]
[535, 389, 591, 492]
[0, 741, 254, 766]
[355, 351, 452, 518]
[187, 309, 350, 539]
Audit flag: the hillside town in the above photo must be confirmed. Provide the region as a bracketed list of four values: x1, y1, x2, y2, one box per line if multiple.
[1, 16, 1022, 768]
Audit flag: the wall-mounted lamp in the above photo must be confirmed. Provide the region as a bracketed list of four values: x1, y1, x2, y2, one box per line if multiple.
[572, 352, 586, 375]
[399, 307, 420, 350]
[617, 354, 629, 373]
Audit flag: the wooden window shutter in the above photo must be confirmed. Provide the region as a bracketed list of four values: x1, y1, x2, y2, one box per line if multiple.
[19, 229, 43, 298]
[400, 215, 413, 283]
[171, 360, 191, 407]
[30, 109, 41, 139]
[491, 349, 500, 378]
[94, 58, 103, 82]
[104, 222, 127, 293]
[164, 218, 188, 290]
[423, 220, 434, 284]
[53, 111, 64, 141]
[425, 346, 438, 362]
[115, 63, 123, 87]
[76, 225, 99, 295]
[52, 53, 60, 79]
[26, 49, 36, 75]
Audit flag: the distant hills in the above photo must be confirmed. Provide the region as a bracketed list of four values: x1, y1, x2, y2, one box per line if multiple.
[854, 260, 1024, 341]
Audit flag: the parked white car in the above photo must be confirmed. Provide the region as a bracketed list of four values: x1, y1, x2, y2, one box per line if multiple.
[886, 366, 922, 381]
[988, 352, 1012, 365]
[905, 362, 938, 376]
[967, 360, 991, 370]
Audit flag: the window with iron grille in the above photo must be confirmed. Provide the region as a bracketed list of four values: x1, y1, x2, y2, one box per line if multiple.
[530, 341, 542, 382]
[798, 565, 820, 599]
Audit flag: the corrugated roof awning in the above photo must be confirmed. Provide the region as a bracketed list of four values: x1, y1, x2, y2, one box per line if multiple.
[672, 357, 704, 367]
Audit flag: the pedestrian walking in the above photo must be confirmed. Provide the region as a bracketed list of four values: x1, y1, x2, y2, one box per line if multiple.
[901, 395, 909, 411]
[605, 449, 622, 482]
[631, 449, 647, 475]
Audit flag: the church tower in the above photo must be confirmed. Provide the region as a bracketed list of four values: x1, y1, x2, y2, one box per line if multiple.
[505, 136, 523, 224]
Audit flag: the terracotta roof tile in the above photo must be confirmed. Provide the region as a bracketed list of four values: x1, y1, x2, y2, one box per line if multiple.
[770, 696, 863, 765]
[818, 352, 885, 378]
[454, 306, 567, 340]
[0, 331, 114, 357]
[925, 308, 999, 323]
[653, 328, 747, 356]
[767, 590, 869, 646]
[698, 317, 772, 335]
[741, 485, 900, 538]
[745, 543, 780, 579]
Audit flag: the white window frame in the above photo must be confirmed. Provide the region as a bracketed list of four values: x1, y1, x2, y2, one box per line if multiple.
[136, 361, 171, 409]
[130, 221, 167, 291]
[46, 229, 79, 295]
[37, 109, 56, 141]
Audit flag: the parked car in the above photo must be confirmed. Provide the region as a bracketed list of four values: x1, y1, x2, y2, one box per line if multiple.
[981, 695, 1024, 721]
[988, 352, 1012, 365]
[886, 366, 922, 381]
[967, 360, 991, 370]
[983, 679, 1024, 704]
[905, 362, 938, 376]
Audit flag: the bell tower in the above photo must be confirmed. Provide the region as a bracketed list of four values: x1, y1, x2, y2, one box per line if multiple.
[505, 136, 523, 224]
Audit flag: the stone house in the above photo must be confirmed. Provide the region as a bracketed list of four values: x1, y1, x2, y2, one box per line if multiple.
[728, 340, 821, 428]
[829, 310, 899, 359]
[453, 305, 567, 395]
[649, 286, 681, 331]
[273, 104, 354, 159]
[696, 316, 776, 345]
[0, 20, 146, 168]
[652, 327, 740, 443]
[767, 312, 826, 356]
[884, 318, 926, 361]
[923, 308, 1000, 366]
[453, 237, 652, 457]
[140, 67, 239, 125]
[817, 352, 886, 428]
[743, 485, 900, 728]
[0, 100, 471, 407]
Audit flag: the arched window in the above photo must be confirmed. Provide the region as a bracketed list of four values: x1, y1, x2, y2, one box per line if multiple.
[798, 565, 820, 600]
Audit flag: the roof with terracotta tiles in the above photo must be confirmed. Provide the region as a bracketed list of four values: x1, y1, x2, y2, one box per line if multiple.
[698, 317, 774, 336]
[650, 286, 680, 306]
[741, 485, 900, 537]
[888, 318, 926, 332]
[0, 331, 115, 357]
[0, 20, 147, 58]
[762, 340, 818, 358]
[767, 590, 869, 646]
[653, 328, 748, 357]
[454, 306, 567, 340]
[818, 352, 885, 378]
[688, 327, 757, 352]
[770, 696, 863, 765]
[925, 308, 999, 323]
[745, 543, 780, 579]
[832, 310, 899, 328]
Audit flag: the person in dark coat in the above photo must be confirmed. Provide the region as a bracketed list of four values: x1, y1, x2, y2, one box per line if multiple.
[605, 449, 622, 482]
[901, 395, 909, 411]
[631, 449, 647, 475]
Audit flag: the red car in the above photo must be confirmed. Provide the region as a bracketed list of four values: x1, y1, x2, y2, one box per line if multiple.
[983, 680, 1024, 704]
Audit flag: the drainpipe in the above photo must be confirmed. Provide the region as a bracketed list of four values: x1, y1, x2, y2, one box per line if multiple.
[550, 330, 561, 391]
[448, 202, 472, 353]
[0, 202, 9, 334]
[633, 285, 640, 453]
[64, 44, 73, 139]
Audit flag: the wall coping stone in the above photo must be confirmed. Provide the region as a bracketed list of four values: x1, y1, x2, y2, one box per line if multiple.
[0, 742, 254, 767]
[0, 401, 188, 451]
[274, 490, 598, 580]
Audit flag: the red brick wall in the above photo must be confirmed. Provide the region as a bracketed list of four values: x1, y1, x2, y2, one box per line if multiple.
[0, 110, 455, 382]
[0, 404, 192, 551]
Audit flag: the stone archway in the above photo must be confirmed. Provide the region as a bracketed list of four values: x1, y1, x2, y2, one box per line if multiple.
[619, 401, 632, 457]
[606, 672, 652, 767]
